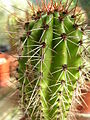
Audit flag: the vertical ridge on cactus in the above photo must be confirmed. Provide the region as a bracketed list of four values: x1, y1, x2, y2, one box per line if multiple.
[16, 0, 89, 120]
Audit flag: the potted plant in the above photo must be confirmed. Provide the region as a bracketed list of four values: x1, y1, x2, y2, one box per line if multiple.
[0, 46, 10, 87]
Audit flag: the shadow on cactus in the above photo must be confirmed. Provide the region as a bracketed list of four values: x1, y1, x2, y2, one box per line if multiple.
[15, 0, 90, 120]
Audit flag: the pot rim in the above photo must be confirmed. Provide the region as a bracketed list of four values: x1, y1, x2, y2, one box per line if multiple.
[76, 113, 90, 118]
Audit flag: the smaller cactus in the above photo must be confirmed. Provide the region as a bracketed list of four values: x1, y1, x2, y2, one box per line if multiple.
[15, 0, 90, 120]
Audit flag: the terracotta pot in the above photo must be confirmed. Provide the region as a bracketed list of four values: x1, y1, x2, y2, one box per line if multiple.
[76, 82, 90, 120]
[0, 53, 10, 87]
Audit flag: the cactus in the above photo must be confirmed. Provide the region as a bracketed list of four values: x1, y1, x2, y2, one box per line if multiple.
[17, 0, 89, 120]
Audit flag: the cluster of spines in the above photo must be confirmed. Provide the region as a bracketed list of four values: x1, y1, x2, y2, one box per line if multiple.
[16, 0, 89, 120]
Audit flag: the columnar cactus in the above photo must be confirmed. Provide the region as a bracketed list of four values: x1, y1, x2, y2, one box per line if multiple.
[17, 0, 89, 120]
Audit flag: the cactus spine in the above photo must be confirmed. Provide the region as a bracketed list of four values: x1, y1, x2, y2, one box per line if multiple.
[17, 0, 88, 120]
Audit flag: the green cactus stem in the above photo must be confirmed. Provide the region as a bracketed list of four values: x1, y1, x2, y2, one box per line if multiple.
[17, 0, 88, 120]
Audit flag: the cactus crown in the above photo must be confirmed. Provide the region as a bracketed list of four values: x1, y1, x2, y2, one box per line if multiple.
[17, 0, 89, 120]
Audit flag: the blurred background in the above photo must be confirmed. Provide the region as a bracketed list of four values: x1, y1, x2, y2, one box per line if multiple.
[0, 0, 90, 120]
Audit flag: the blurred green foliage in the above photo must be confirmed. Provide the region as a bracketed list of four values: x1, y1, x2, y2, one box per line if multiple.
[78, 0, 90, 26]
[0, 7, 9, 45]
[79, 0, 90, 19]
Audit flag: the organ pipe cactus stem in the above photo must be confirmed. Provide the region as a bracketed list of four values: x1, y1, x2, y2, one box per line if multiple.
[16, 0, 89, 120]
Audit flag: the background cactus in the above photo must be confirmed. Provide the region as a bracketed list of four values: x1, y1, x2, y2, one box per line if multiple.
[17, 0, 89, 120]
